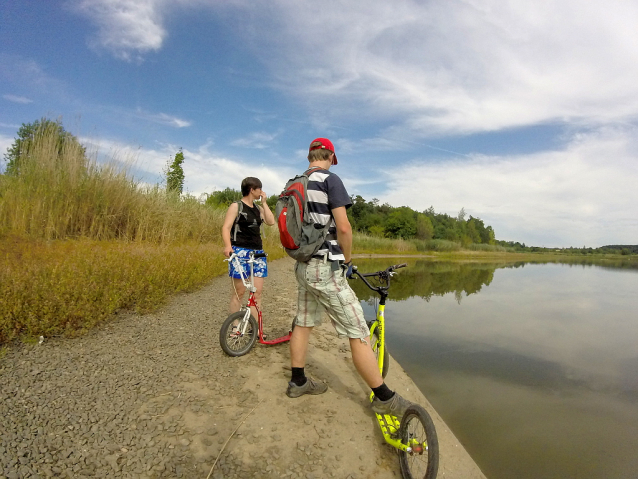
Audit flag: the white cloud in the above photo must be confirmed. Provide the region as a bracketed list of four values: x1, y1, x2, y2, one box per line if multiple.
[231, 0, 638, 135]
[71, 1, 638, 134]
[230, 131, 279, 149]
[0, 134, 15, 172]
[180, 149, 289, 197]
[380, 127, 638, 247]
[3, 94, 33, 104]
[137, 111, 192, 128]
[0, 133, 14, 149]
[74, 0, 168, 61]
[81, 136, 292, 198]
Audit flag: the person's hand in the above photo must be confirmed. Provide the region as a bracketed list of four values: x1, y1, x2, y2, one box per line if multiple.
[260, 190, 267, 202]
[223, 246, 233, 258]
[345, 261, 354, 279]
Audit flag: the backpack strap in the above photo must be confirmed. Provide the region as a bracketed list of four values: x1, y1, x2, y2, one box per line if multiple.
[304, 166, 324, 176]
[232, 200, 243, 242]
[256, 202, 264, 238]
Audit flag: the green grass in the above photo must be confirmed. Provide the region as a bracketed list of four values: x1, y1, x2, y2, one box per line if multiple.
[353, 232, 508, 255]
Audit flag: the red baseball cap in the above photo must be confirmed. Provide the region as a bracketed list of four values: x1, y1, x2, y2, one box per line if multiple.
[309, 138, 338, 165]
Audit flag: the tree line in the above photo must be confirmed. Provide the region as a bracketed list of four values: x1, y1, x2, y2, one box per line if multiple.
[348, 196, 495, 245]
[496, 241, 638, 256]
[205, 189, 497, 246]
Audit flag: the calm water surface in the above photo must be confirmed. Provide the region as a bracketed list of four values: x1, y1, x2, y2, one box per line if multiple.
[350, 258, 638, 479]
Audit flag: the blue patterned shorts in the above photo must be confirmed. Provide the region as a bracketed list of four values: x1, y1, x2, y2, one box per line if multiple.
[228, 246, 268, 279]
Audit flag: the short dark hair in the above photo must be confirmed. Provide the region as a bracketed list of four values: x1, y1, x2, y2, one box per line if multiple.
[241, 177, 262, 196]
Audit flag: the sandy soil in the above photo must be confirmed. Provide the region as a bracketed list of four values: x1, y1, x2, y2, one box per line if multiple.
[1, 256, 486, 479]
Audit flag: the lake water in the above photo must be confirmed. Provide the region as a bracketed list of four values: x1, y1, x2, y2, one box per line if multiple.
[349, 257, 638, 479]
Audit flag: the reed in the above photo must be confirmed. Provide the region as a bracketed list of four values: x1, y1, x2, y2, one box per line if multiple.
[467, 242, 508, 253]
[352, 233, 417, 254]
[0, 125, 223, 243]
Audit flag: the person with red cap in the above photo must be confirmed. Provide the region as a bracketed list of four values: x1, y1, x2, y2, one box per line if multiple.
[286, 138, 413, 419]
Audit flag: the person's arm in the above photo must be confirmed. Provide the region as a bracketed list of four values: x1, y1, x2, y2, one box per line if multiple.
[221, 202, 239, 257]
[258, 190, 275, 226]
[332, 206, 352, 263]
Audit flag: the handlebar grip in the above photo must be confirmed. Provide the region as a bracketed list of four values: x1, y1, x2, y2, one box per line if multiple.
[391, 263, 408, 270]
[253, 252, 268, 258]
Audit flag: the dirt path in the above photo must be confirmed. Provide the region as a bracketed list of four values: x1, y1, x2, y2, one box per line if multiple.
[1, 257, 486, 479]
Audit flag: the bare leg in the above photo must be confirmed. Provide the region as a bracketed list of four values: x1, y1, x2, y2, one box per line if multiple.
[290, 325, 313, 368]
[350, 337, 384, 388]
[229, 278, 246, 314]
[252, 276, 264, 321]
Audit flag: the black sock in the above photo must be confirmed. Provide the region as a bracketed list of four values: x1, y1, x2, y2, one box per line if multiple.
[372, 383, 395, 402]
[291, 367, 307, 386]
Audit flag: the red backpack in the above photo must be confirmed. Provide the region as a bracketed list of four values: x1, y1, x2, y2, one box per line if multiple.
[275, 167, 331, 261]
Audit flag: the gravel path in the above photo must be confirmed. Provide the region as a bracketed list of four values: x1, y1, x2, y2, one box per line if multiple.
[1, 257, 486, 479]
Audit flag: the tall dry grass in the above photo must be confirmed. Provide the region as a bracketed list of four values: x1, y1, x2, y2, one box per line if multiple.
[0, 124, 284, 343]
[0, 238, 227, 342]
[0, 123, 224, 242]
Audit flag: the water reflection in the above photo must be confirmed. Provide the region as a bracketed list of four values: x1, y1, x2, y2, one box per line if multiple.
[350, 258, 638, 479]
[352, 259, 496, 304]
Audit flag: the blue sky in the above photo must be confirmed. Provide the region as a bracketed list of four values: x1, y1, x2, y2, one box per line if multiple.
[2, 0, 637, 248]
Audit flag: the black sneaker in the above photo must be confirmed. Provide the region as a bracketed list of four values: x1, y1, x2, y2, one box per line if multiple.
[286, 377, 328, 398]
[371, 392, 412, 418]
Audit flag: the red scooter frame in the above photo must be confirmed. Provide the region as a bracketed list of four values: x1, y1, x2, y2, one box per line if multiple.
[219, 252, 292, 357]
[245, 280, 292, 345]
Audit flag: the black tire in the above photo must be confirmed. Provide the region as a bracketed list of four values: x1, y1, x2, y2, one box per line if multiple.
[399, 405, 439, 479]
[219, 311, 258, 357]
[370, 324, 390, 378]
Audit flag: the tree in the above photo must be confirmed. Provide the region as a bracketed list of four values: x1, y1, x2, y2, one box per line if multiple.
[205, 187, 242, 208]
[165, 148, 185, 194]
[385, 207, 417, 239]
[3, 118, 84, 175]
[416, 214, 434, 240]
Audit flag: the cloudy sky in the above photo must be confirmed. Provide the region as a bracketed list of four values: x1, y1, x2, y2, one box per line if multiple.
[2, 0, 637, 247]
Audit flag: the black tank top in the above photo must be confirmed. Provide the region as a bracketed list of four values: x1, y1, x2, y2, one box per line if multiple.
[232, 201, 263, 250]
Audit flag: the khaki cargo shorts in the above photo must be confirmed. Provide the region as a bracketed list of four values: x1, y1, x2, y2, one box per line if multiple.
[294, 259, 370, 339]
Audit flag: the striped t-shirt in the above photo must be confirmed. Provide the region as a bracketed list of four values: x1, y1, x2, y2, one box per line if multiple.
[306, 168, 352, 262]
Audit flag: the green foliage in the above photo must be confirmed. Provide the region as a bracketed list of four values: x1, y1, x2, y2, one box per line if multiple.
[204, 186, 277, 212]
[3, 118, 85, 176]
[347, 196, 497, 247]
[165, 148, 185, 194]
[385, 207, 417, 239]
[204, 187, 242, 208]
[416, 214, 434, 240]
[266, 194, 278, 211]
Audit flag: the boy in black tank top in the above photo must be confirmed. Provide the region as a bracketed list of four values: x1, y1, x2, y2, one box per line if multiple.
[221, 177, 275, 318]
